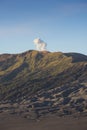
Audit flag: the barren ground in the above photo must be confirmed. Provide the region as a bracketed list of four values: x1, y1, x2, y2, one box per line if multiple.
[0, 113, 87, 130]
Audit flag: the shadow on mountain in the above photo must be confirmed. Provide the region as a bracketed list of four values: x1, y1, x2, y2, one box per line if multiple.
[64, 53, 87, 62]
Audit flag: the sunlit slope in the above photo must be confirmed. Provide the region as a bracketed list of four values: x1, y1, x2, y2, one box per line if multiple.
[0, 50, 87, 102]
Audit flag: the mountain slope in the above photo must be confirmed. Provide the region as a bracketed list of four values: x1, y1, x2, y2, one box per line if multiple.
[0, 50, 87, 118]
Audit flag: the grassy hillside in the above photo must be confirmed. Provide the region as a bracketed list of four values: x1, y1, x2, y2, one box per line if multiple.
[0, 50, 87, 118]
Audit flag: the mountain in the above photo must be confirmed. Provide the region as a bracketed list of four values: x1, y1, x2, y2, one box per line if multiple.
[0, 50, 87, 119]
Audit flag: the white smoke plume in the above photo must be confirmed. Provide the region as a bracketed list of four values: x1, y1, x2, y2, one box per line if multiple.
[33, 38, 47, 51]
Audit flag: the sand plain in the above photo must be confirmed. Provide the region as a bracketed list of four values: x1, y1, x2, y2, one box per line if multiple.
[0, 113, 87, 130]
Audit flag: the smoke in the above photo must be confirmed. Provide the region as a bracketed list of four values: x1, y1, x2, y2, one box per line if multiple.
[33, 38, 47, 51]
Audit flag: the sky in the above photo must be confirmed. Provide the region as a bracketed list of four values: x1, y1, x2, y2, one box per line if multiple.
[0, 0, 87, 54]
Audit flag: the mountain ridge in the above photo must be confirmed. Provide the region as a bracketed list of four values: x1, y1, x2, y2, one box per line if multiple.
[0, 50, 87, 119]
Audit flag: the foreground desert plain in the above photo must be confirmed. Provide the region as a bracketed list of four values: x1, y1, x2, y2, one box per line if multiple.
[0, 113, 87, 130]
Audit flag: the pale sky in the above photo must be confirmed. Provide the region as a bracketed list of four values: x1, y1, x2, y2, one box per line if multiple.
[0, 0, 87, 55]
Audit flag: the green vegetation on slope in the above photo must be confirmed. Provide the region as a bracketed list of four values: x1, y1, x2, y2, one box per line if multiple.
[0, 50, 87, 102]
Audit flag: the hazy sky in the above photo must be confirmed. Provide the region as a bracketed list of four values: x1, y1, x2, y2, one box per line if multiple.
[0, 0, 87, 54]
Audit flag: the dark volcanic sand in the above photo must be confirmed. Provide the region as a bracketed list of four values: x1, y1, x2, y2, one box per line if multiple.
[0, 113, 87, 130]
